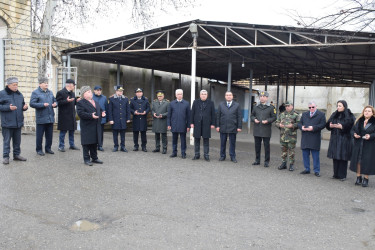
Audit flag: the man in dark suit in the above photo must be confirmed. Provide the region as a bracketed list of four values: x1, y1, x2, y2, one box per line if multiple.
[216, 91, 242, 163]
[130, 88, 150, 152]
[107, 85, 131, 152]
[167, 89, 190, 159]
[250, 91, 276, 167]
[190, 89, 215, 161]
[56, 79, 79, 152]
[76, 86, 105, 166]
[298, 101, 326, 177]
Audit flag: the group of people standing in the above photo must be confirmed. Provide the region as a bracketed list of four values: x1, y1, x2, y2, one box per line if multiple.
[1, 76, 374, 187]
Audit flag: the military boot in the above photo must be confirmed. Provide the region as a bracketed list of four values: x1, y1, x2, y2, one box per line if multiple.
[278, 162, 287, 170]
[289, 164, 294, 171]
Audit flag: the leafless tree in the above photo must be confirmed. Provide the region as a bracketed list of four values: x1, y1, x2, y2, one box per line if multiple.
[31, 0, 195, 36]
[289, 0, 375, 32]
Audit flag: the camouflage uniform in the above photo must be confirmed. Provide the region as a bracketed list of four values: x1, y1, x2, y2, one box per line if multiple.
[275, 110, 300, 164]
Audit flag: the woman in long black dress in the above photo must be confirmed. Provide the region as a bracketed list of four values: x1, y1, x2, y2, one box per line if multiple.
[349, 105, 375, 187]
[326, 100, 355, 181]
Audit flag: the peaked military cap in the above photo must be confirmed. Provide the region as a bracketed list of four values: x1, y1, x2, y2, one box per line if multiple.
[259, 91, 269, 97]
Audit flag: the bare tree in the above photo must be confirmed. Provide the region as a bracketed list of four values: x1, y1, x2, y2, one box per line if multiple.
[289, 0, 375, 32]
[31, 0, 195, 36]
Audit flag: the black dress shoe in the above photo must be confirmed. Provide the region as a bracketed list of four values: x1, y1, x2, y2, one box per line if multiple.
[3, 158, 9, 164]
[289, 164, 294, 171]
[204, 156, 210, 162]
[37, 151, 45, 156]
[69, 146, 80, 150]
[152, 149, 160, 153]
[314, 172, 321, 177]
[84, 161, 93, 166]
[219, 157, 225, 161]
[252, 161, 260, 165]
[45, 149, 54, 154]
[264, 162, 269, 168]
[170, 153, 177, 158]
[192, 156, 200, 160]
[98, 146, 104, 151]
[120, 147, 128, 152]
[231, 157, 237, 163]
[58, 147, 65, 152]
[362, 178, 369, 187]
[355, 176, 362, 185]
[278, 162, 287, 170]
[162, 149, 167, 154]
[133, 148, 139, 151]
[300, 170, 310, 174]
[92, 159, 103, 164]
[181, 154, 186, 159]
[112, 147, 118, 152]
[142, 148, 147, 152]
[14, 155, 27, 161]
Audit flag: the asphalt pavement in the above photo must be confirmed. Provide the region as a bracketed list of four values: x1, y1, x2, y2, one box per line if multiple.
[0, 127, 374, 249]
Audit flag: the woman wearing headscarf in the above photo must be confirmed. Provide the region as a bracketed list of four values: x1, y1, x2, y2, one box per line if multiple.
[350, 105, 375, 187]
[326, 100, 355, 181]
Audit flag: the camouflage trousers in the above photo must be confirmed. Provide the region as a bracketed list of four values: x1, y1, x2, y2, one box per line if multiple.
[280, 141, 296, 164]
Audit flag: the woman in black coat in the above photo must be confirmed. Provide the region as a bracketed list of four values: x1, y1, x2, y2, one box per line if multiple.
[349, 105, 375, 187]
[326, 100, 355, 181]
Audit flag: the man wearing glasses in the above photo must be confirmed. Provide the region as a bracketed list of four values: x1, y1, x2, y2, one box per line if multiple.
[298, 101, 326, 177]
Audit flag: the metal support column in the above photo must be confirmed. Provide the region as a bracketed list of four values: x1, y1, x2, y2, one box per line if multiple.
[190, 37, 197, 145]
[179, 73, 182, 89]
[0, 39, 4, 90]
[116, 64, 121, 86]
[276, 78, 280, 117]
[200, 77, 203, 91]
[370, 80, 375, 107]
[248, 69, 253, 134]
[62, 55, 67, 86]
[67, 54, 71, 79]
[151, 69, 155, 102]
[265, 76, 268, 91]
[293, 72, 296, 106]
[286, 73, 289, 101]
[227, 61, 232, 91]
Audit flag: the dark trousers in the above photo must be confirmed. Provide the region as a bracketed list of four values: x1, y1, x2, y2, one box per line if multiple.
[99, 124, 104, 147]
[2, 127, 21, 158]
[59, 130, 75, 148]
[172, 132, 186, 155]
[220, 133, 236, 158]
[133, 131, 147, 149]
[333, 159, 348, 179]
[254, 136, 270, 163]
[113, 129, 126, 148]
[155, 133, 167, 150]
[302, 149, 320, 173]
[194, 137, 209, 157]
[36, 123, 53, 152]
[82, 144, 98, 162]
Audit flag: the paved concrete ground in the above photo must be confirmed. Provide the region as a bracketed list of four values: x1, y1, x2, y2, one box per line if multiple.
[0, 128, 374, 249]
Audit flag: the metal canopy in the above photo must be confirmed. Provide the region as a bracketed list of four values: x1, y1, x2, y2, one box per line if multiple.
[63, 20, 375, 87]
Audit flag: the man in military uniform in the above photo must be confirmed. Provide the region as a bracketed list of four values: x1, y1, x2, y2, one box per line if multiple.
[130, 88, 150, 152]
[107, 85, 131, 152]
[250, 91, 276, 167]
[275, 101, 300, 171]
[151, 90, 169, 154]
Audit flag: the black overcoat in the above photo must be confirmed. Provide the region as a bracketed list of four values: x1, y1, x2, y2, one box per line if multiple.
[298, 110, 326, 150]
[167, 99, 191, 133]
[350, 116, 375, 175]
[216, 101, 242, 133]
[190, 99, 215, 138]
[56, 88, 77, 131]
[107, 95, 131, 130]
[152, 99, 170, 133]
[250, 103, 276, 137]
[326, 111, 355, 161]
[76, 99, 103, 146]
[130, 96, 150, 132]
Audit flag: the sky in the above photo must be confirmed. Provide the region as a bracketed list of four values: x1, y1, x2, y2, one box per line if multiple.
[64, 0, 348, 43]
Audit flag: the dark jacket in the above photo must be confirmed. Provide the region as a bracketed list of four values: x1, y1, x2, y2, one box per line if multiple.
[350, 116, 375, 175]
[0, 87, 27, 128]
[56, 87, 77, 131]
[130, 96, 150, 132]
[152, 99, 170, 133]
[167, 99, 191, 133]
[92, 94, 108, 124]
[107, 95, 131, 130]
[298, 109, 326, 150]
[30, 87, 57, 124]
[251, 102, 277, 137]
[216, 101, 242, 133]
[326, 109, 355, 161]
[190, 99, 215, 138]
[76, 99, 103, 145]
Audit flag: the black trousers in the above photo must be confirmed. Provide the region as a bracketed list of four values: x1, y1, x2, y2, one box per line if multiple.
[82, 144, 98, 162]
[2, 127, 21, 158]
[133, 131, 147, 149]
[254, 136, 270, 163]
[113, 129, 126, 148]
[98, 124, 104, 147]
[155, 133, 167, 150]
[36, 123, 53, 152]
[220, 133, 236, 158]
[333, 159, 348, 179]
[172, 132, 186, 155]
[194, 137, 209, 157]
